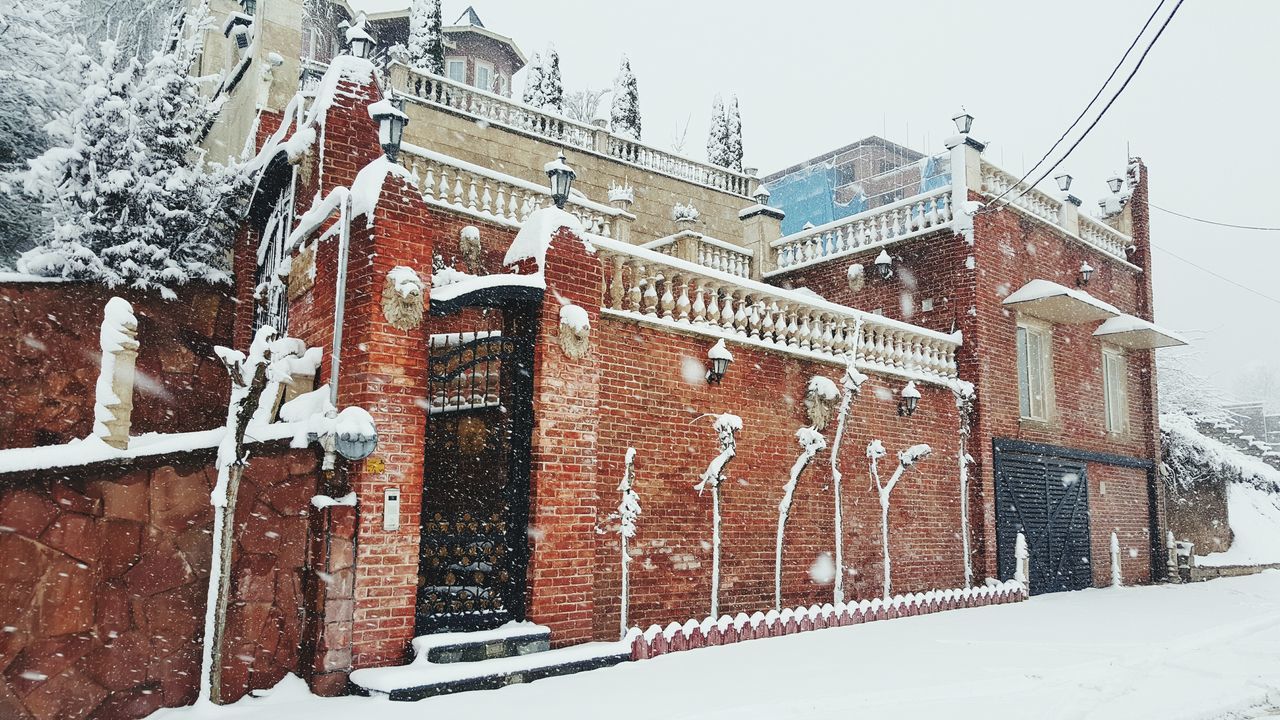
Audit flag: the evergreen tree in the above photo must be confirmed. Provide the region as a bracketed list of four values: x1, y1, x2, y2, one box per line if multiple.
[610, 55, 641, 140]
[539, 45, 563, 112]
[522, 52, 545, 106]
[706, 94, 728, 166]
[726, 95, 744, 171]
[20, 8, 246, 296]
[406, 0, 444, 74]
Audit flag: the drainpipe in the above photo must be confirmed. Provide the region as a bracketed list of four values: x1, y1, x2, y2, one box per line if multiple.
[322, 190, 352, 472]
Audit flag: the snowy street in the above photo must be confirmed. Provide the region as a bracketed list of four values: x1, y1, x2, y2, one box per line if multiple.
[157, 572, 1280, 720]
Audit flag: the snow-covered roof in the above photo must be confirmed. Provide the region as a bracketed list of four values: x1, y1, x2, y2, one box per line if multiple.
[1093, 314, 1188, 350]
[336, 0, 526, 65]
[1002, 279, 1121, 324]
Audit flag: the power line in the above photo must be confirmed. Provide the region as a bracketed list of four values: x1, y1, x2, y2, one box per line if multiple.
[983, 0, 1168, 210]
[1152, 242, 1280, 308]
[1150, 203, 1280, 232]
[1007, 0, 1184, 204]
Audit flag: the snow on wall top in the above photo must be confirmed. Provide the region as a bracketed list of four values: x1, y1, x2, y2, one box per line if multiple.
[351, 156, 418, 225]
[502, 206, 586, 269]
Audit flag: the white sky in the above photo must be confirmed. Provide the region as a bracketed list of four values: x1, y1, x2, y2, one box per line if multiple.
[447, 0, 1280, 402]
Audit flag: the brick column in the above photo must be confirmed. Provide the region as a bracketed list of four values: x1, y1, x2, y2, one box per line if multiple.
[524, 226, 603, 645]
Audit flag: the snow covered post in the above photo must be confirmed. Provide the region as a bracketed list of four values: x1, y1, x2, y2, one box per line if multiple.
[1014, 531, 1030, 589]
[695, 413, 741, 619]
[829, 361, 866, 605]
[867, 441, 932, 600]
[617, 448, 641, 638]
[775, 427, 827, 610]
[1166, 530, 1181, 584]
[952, 381, 976, 587]
[1110, 532, 1123, 587]
[92, 297, 139, 449]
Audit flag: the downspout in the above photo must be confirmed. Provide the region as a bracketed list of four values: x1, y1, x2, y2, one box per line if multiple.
[321, 191, 352, 472]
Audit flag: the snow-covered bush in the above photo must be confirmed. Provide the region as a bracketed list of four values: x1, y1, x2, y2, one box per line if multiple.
[706, 94, 743, 171]
[610, 56, 641, 140]
[406, 0, 444, 74]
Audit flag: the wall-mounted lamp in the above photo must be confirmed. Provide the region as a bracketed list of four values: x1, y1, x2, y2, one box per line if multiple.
[874, 249, 893, 280]
[752, 184, 772, 205]
[707, 338, 733, 384]
[544, 151, 576, 209]
[1078, 261, 1094, 287]
[952, 109, 974, 135]
[345, 17, 376, 59]
[1054, 173, 1073, 192]
[898, 381, 921, 417]
[1107, 175, 1124, 194]
[370, 95, 409, 162]
[308, 407, 379, 471]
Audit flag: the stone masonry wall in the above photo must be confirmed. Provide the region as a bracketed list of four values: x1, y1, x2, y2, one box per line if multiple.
[0, 282, 235, 449]
[0, 445, 321, 720]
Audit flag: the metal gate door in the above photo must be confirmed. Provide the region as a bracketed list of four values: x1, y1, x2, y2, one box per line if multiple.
[994, 449, 1092, 594]
[416, 323, 533, 633]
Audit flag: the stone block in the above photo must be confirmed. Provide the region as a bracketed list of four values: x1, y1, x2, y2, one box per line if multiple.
[86, 685, 165, 720]
[123, 537, 191, 597]
[150, 465, 212, 533]
[93, 581, 132, 639]
[260, 475, 316, 517]
[140, 587, 199, 635]
[0, 491, 59, 539]
[173, 526, 212, 580]
[50, 486, 99, 517]
[238, 502, 284, 555]
[40, 512, 97, 564]
[3, 633, 94, 696]
[20, 665, 108, 720]
[37, 557, 95, 637]
[95, 520, 141, 581]
[84, 634, 151, 692]
[96, 481, 148, 523]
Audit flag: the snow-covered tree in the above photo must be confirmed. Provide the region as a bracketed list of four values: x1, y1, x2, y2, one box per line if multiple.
[20, 8, 248, 296]
[539, 45, 563, 112]
[406, 0, 444, 74]
[828, 361, 867, 604]
[694, 413, 741, 619]
[953, 381, 976, 587]
[867, 441, 932, 599]
[775, 427, 826, 610]
[522, 52, 545, 107]
[616, 448, 640, 638]
[610, 55, 641, 140]
[726, 95, 743, 171]
[706, 95, 729, 167]
[563, 88, 607, 123]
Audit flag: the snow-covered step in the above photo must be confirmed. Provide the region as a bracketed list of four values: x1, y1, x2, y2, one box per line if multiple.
[350, 638, 631, 700]
[413, 622, 552, 663]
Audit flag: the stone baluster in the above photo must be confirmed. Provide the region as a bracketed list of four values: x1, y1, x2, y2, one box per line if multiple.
[675, 277, 691, 322]
[719, 289, 735, 333]
[641, 270, 658, 316]
[659, 274, 675, 320]
[704, 284, 721, 326]
[609, 256, 625, 310]
[691, 282, 707, 323]
[732, 292, 748, 333]
[760, 300, 776, 343]
[627, 263, 643, 313]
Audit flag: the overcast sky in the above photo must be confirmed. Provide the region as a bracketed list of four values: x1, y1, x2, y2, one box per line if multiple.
[445, 0, 1279, 404]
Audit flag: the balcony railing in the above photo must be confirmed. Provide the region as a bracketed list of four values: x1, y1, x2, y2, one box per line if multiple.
[642, 231, 753, 279]
[767, 187, 954, 275]
[400, 142, 627, 238]
[592, 236, 960, 385]
[390, 63, 754, 198]
[979, 162, 1136, 263]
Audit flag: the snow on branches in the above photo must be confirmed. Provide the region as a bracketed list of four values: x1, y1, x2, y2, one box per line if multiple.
[868, 440, 932, 599]
[706, 94, 743, 171]
[696, 413, 741, 618]
[610, 56, 641, 140]
[775, 427, 827, 609]
[521, 47, 563, 111]
[407, 0, 444, 74]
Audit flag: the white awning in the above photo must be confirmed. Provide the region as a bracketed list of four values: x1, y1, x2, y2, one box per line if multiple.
[1093, 314, 1188, 350]
[1002, 279, 1121, 324]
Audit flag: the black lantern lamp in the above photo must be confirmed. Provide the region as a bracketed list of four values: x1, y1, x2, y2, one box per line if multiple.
[1078, 261, 1094, 287]
[1107, 175, 1124, 194]
[898, 381, 921, 417]
[545, 151, 576, 209]
[345, 18, 376, 59]
[371, 95, 409, 162]
[238, 0, 257, 16]
[752, 184, 771, 206]
[952, 109, 974, 135]
[706, 339, 733, 384]
[874, 249, 893, 280]
[1054, 173, 1073, 192]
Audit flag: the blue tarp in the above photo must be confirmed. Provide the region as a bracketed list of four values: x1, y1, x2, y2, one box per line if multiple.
[767, 156, 951, 235]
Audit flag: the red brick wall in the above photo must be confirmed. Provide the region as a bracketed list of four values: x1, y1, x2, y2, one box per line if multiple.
[0, 445, 321, 720]
[0, 282, 235, 449]
[1087, 463, 1152, 586]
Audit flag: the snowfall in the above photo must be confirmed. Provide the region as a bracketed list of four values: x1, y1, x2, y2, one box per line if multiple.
[152, 572, 1280, 720]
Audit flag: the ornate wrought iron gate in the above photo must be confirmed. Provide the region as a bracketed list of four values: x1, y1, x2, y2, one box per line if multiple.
[417, 308, 536, 634]
[994, 448, 1092, 595]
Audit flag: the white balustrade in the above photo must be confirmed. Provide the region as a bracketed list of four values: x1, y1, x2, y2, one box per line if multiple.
[402, 143, 619, 237]
[641, 232, 753, 278]
[1078, 215, 1135, 260]
[768, 188, 953, 274]
[394, 64, 753, 198]
[593, 236, 960, 384]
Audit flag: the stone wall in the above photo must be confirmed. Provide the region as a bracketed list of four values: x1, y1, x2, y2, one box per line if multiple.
[0, 282, 235, 450]
[0, 444, 322, 720]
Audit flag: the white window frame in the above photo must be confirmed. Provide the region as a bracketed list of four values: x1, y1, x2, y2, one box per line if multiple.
[446, 57, 467, 83]
[1102, 346, 1130, 434]
[474, 60, 494, 91]
[1016, 318, 1054, 422]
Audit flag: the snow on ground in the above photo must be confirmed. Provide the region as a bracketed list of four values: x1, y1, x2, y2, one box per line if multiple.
[151, 572, 1280, 720]
[1199, 484, 1280, 567]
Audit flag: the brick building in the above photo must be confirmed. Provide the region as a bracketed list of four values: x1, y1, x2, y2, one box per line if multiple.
[0, 2, 1187, 716]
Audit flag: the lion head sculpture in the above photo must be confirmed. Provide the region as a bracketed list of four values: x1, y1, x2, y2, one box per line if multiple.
[804, 375, 840, 430]
[459, 225, 485, 275]
[381, 266, 425, 332]
[558, 304, 591, 360]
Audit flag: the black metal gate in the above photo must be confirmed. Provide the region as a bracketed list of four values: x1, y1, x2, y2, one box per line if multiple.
[994, 446, 1093, 595]
[416, 300, 536, 634]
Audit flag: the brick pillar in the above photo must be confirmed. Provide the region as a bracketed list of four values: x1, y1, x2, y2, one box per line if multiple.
[303, 503, 358, 694]
[525, 226, 603, 645]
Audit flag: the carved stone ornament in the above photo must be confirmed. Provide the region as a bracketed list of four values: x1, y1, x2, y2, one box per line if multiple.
[381, 266, 425, 331]
[558, 304, 590, 360]
[459, 225, 485, 275]
[804, 376, 840, 431]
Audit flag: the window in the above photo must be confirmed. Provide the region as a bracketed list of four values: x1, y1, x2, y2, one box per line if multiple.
[474, 61, 494, 92]
[1016, 320, 1053, 421]
[1103, 347, 1129, 434]
[446, 58, 466, 83]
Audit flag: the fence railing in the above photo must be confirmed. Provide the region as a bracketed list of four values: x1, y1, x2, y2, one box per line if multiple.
[1078, 214, 1135, 259]
[642, 232, 753, 279]
[400, 142, 625, 238]
[592, 236, 960, 384]
[390, 63, 753, 198]
[768, 187, 953, 275]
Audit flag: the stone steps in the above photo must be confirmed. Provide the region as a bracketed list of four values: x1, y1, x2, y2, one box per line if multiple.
[348, 623, 631, 700]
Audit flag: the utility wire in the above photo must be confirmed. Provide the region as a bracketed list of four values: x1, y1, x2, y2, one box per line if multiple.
[1002, 0, 1185, 206]
[1152, 242, 1280, 308]
[982, 0, 1168, 210]
[1150, 203, 1280, 232]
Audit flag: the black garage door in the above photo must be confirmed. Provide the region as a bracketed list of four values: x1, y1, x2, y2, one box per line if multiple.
[994, 448, 1092, 595]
